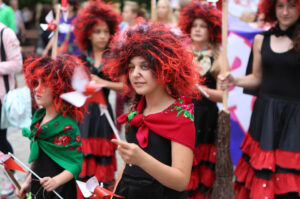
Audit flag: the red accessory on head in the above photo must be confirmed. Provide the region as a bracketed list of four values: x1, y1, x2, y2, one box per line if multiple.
[23, 55, 89, 122]
[73, 0, 121, 51]
[104, 23, 202, 99]
[179, 1, 222, 45]
[259, 0, 300, 23]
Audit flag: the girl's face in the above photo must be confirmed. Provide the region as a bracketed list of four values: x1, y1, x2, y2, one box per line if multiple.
[276, 0, 300, 29]
[157, 1, 169, 19]
[89, 23, 110, 51]
[190, 18, 210, 44]
[33, 79, 53, 108]
[128, 56, 161, 96]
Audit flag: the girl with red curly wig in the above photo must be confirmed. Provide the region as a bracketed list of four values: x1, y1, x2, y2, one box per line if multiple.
[219, 0, 300, 198]
[72, 0, 122, 196]
[104, 23, 200, 199]
[16, 55, 87, 199]
[179, 2, 223, 198]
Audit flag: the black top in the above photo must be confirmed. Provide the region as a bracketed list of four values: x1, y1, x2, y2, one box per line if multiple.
[31, 149, 76, 199]
[115, 126, 185, 199]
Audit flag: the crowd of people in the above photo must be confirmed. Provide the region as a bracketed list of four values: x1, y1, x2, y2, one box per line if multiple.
[0, 0, 299, 199]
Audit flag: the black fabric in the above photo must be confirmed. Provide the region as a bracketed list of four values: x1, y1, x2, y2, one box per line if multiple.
[1, 28, 9, 93]
[193, 72, 218, 147]
[259, 35, 300, 100]
[31, 149, 76, 199]
[268, 23, 298, 39]
[0, 98, 13, 154]
[248, 95, 300, 152]
[114, 126, 185, 199]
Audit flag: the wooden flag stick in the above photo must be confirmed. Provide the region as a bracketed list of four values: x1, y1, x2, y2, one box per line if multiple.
[99, 105, 121, 140]
[222, 0, 229, 112]
[4, 169, 21, 190]
[51, 4, 61, 59]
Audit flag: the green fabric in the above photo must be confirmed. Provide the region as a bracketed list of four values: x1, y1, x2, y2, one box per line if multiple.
[22, 108, 83, 178]
[0, 4, 16, 33]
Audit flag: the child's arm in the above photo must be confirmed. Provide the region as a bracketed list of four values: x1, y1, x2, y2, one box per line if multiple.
[112, 139, 193, 192]
[110, 162, 125, 198]
[40, 170, 74, 192]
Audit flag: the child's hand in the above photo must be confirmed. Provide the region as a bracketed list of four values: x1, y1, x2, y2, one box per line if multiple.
[40, 177, 58, 192]
[111, 139, 145, 166]
[16, 181, 30, 199]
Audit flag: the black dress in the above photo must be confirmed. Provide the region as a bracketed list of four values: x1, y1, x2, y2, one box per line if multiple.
[77, 55, 116, 191]
[114, 126, 186, 199]
[186, 53, 218, 198]
[31, 149, 76, 199]
[234, 34, 300, 199]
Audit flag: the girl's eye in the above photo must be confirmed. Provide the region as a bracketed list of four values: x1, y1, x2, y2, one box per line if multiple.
[141, 64, 149, 70]
[128, 65, 135, 70]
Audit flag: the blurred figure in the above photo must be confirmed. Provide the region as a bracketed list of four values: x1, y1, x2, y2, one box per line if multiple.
[121, 1, 140, 29]
[153, 0, 175, 26]
[0, 21, 22, 198]
[174, 0, 190, 25]
[43, 0, 80, 56]
[0, 0, 16, 32]
[9, 0, 26, 42]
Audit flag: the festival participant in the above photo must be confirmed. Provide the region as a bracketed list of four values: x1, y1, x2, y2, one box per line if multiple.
[179, 2, 222, 198]
[218, 0, 300, 198]
[16, 55, 85, 199]
[43, 0, 80, 56]
[72, 0, 122, 194]
[104, 23, 200, 199]
[153, 0, 176, 26]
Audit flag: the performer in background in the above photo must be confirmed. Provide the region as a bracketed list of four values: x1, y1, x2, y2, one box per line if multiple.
[72, 0, 122, 196]
[179, 2, 222, 198]
[105, 23, 201, 199]
[219, 0, 300, 198]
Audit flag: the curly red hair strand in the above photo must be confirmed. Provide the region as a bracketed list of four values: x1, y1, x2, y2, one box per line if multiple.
[23, 55, 89, 122]
[179, 1, 222, 45]
[73, 0, 121, 51]
[104, 23, 202, 99]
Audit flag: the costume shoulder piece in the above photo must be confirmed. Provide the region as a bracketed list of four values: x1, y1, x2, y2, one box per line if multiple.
[23, 108, 83, 178]
[118, 97, 196, 150]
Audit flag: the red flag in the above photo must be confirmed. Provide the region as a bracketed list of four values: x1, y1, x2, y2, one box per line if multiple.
[92, 186, 123, 199]
[0, 154, 26, 173]
[84, 83, 107, 106]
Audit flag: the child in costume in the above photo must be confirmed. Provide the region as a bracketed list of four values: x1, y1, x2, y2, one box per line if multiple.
[72, 0, 122, 194]
[179, 2, 222, 198]
[105, 23, 201, 199]
[219, 0, 300, 198]
[16, 55, 86, 199]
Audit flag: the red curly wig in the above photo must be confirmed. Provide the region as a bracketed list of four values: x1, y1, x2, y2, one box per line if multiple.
[179, 1, 222, 45]
[73, 0, 121, 51]
[104, 23, 202, 98]
[259, 0, 300, 23]
[23, 55, 89, 122]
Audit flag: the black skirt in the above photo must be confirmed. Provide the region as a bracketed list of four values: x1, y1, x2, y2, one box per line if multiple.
[234, 94, 300, 199]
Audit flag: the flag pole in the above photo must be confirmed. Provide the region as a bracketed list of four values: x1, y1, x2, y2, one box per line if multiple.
[8, 153, 64, 199]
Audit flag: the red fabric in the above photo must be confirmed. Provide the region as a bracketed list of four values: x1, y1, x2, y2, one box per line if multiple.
[79, 155, 116, 182]
[81, 138, 116, 156]
[241, 133, 300, 171]
[186, 164, 215, 190]
[118, 97, 195, 150]
[235, 157, 300, 199]
[193, 144, 216, 166]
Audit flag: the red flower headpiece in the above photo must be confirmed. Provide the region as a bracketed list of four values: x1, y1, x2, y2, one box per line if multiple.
[259, 0, 300, 23]
[73, 0, 121, 51]
[23, 55, 89, 122]
[179, 1, 222, 45]
[104, 23, 202, 99]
